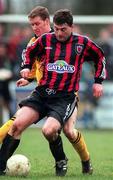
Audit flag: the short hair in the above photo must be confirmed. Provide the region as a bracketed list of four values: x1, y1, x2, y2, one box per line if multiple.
[53, 9, 73, 26]
[28, 6, 50, 20]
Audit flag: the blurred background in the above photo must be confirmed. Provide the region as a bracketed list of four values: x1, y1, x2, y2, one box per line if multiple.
[0, 0, 113, 129]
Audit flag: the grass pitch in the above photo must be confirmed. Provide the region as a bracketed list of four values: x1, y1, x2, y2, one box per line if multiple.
[0, 128, 113, 180]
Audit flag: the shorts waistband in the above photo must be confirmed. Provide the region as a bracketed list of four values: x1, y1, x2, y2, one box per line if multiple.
[36, 86, 75, 97]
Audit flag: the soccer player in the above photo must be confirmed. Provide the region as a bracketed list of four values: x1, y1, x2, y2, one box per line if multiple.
[0, 8, 106, 176]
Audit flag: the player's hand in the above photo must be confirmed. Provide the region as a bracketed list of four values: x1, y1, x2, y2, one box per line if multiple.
[16, 78, 30, 87]
[92, 83, 103, 98]
[20, 68, 30, 78]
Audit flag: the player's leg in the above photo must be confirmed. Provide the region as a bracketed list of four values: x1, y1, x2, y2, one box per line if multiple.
[63, 107, 93, 174]
[0, 117, 15, 143]
[42, 94, 79, 176]
[0, 106, 39, 175]
[42, 117, 67, 176]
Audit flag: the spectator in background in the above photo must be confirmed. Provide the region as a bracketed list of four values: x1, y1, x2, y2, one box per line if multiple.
[0, 0, 5, 14]
[0, 24, 5, 41]
[7, 26, 23, 80]
[79, 65, 98, 128]
[0, 41, 13, 117]
[73, 24, 82, 34]
[15, 26, 33, 80]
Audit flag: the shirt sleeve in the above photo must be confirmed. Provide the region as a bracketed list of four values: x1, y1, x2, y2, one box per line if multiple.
[21, 35, 44, 70]
[84, 38, 107, 84]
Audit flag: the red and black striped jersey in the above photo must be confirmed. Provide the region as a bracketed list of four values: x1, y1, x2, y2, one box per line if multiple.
[23, 32, 106, 92]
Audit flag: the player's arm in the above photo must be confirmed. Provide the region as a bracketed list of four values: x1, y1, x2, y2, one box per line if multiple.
[92, 83, 103, 98]
[84, 38, 107, 97]
[22, 35, 45, 70]
[19, 66, 37, 84]
[87, 40, 106, 83]
[20, 36, 37, 78]
[16, 78, 30, 87]
[20, 68, 31, 79]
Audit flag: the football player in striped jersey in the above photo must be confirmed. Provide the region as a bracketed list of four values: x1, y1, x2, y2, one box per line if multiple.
[0, 8, 104, 176]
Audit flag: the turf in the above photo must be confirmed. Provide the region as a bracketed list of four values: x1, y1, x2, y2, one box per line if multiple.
[0, 128, 113, 180]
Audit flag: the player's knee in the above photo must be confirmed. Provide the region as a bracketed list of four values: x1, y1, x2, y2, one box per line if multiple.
[63, 127, 74, 141]
[9, 121, 23, 137]
[42, 126, 55, 140]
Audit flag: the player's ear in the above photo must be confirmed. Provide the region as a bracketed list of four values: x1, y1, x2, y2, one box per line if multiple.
[72, 24, 74, 29]
[45, 18, 50, 25]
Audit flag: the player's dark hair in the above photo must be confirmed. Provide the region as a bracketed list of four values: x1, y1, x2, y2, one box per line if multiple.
[28, 6, 50, 20]
[53, 9, 73, 26]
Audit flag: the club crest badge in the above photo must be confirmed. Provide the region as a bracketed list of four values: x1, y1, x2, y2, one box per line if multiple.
[75, 44, 84, 54]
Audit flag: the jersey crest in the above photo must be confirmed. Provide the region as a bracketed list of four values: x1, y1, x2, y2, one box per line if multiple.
[75, 44, 84, 54]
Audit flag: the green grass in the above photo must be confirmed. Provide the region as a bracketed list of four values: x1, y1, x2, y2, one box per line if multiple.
[0, 128, 113, 180]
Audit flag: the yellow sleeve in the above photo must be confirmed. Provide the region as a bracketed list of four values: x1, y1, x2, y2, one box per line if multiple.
[35, 61, 43, 82]
[28, 61, 37, 79]
[26, 37, 43, 82]
[28, 37, 37, 45]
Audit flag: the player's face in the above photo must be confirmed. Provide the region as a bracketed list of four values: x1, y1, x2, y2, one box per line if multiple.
[54, 23, 73, 42]
[29, 16, 50, 37]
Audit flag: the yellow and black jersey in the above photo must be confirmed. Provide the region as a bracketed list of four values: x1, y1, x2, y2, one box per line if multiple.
[23, 28, 53, 84]
[26, 36, 43, 83]
[22, 29, 54, 83]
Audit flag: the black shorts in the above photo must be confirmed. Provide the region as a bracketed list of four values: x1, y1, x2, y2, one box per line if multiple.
[19, 88, 78, 126]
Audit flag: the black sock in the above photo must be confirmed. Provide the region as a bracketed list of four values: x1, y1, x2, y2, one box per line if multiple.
[49, 135, 66, 162]
[0, 134, 20, 171]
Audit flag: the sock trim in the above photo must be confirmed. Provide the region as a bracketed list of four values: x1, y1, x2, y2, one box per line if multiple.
[72, 131, 81, 144]
[10, 116, 16, 121]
